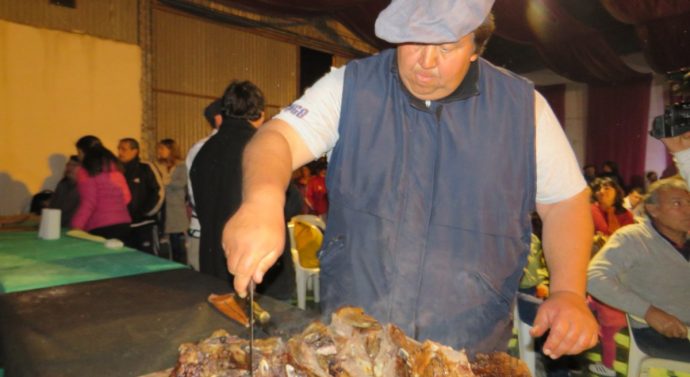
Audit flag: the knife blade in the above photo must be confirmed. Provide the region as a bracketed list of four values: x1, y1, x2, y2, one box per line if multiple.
[248, 281, 255, 377]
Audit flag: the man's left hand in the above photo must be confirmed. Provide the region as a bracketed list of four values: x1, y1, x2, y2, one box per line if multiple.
[530, 291, 598, 358]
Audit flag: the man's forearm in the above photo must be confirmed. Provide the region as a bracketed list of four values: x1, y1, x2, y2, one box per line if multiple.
[242, 129, 294, 207]
[242, 120, 316, 206]
[538, 189, 593, 296]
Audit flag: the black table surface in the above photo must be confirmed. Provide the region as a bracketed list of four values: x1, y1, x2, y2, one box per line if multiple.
[0, 269, 319, 377]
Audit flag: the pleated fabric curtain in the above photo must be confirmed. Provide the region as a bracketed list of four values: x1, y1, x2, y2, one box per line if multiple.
[600, 0, 690, 74]
[585, 76, 653, 190]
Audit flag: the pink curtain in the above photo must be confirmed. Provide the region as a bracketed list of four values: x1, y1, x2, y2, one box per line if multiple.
[536, 84, 565, 127]
[585, 76, 652, 188]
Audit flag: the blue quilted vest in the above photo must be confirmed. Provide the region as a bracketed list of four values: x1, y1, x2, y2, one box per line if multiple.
[320, 49, 536, 354]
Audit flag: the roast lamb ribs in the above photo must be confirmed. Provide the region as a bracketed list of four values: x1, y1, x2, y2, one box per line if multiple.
[169, 306, 530, 377]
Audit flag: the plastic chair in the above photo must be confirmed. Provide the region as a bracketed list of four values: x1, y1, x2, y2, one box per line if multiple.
[287, 215, 325, 310]
[513, 298, 537, 377]
[292, 214, 326, 231]
[626, 314, 690, 377]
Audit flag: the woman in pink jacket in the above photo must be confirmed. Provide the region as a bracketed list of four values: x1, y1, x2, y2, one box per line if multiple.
[71, 135, 132, 241]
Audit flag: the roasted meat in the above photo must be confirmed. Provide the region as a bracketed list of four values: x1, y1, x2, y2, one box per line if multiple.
[169, 306, 529, 377]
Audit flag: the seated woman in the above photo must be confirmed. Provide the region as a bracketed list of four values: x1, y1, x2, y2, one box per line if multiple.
[588, 177, 634, 377]
[590, 176, 635, 237]
[70, 135, 132, 241]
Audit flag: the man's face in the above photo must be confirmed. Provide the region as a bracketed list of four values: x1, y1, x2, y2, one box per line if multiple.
[646, 187, 690, 235]
[117, 142, 138, 163]
[65, 160, 80, 180]
[396, 33, 478, 101]
[627, 191, 644, 208]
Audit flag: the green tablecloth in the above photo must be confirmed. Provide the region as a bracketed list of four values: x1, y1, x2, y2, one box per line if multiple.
[0, 231, 186, 293]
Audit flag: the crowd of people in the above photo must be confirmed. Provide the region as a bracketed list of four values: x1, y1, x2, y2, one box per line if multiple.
[519, 157, 689, 377]
[41, 134, 189, 265]
[19, 0, 688, 374]
[31, 79, 330, 303]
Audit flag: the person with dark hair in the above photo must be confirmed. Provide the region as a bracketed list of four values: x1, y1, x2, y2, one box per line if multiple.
[185, 98, 224, 271]
[587, 176, 634, 376]
[191, 80, 301, 299]
[75, 135, 101, 160]
[30, 190, 53, 215]
[118, 137, 164, 253]
[645, 171, 659, 191]
[598, 160, 625, 190]
[582, 164, 597, 185]
[291, 165, 313, 214]
[49, 155, 80, 226]
[155, 138, 188, 263]
[623, 186, 645, 218]
[223, 0, 597, 357]
[590, 177, 634, 237]
[305, 158, 328, 218]
[191, 80, 266, 282]
[71, 135, 131, 241]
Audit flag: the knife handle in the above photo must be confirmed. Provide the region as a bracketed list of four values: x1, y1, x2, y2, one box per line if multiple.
[252, 301, 271, 324]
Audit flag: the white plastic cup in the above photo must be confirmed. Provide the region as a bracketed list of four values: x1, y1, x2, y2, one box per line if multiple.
[38, 208, 61, 240]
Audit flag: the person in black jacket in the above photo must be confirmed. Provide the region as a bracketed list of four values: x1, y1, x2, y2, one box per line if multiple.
[49, 155, 80, 226]
[191, 80, 300, 299]
[191, 81, 265, 282]
[118, 138, 164, 253]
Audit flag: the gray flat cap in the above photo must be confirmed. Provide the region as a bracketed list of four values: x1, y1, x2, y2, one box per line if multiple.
[375, 0, 495, 44]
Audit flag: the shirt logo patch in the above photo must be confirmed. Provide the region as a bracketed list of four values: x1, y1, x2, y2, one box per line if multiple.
[285, 104, 309, 119]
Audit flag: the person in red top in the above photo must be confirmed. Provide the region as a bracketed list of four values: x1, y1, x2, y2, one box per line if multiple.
[305, 159, 328, 218]
[591, 177, 634, 236]
[588, 176, 634, 376]
[292, 165, 312, 214]
[71, 135, 132, 241]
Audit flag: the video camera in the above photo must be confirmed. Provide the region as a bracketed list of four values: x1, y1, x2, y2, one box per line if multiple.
[649, 102, 690, 139]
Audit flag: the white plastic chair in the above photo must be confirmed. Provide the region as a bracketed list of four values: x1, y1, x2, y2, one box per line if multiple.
[513, 297, 537, 377]
[626, 314, 690, 377]
[287, 215, 325, 310]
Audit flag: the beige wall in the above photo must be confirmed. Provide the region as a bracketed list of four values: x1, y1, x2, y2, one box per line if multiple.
[0, 0, 138, 44]
[563, 83, 588, 167]
[152, 8, 299, 157]
[0, 20, 141, 215]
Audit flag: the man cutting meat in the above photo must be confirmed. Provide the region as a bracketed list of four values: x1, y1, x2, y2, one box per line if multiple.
[223, 0, 598, 357]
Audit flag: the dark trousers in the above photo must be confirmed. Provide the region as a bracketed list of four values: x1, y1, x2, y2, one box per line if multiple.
[633, 326, 690, 362]
[168, 232, 187, 264]
[90, 223, 130, 242]
[124, 222, 157, 254]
